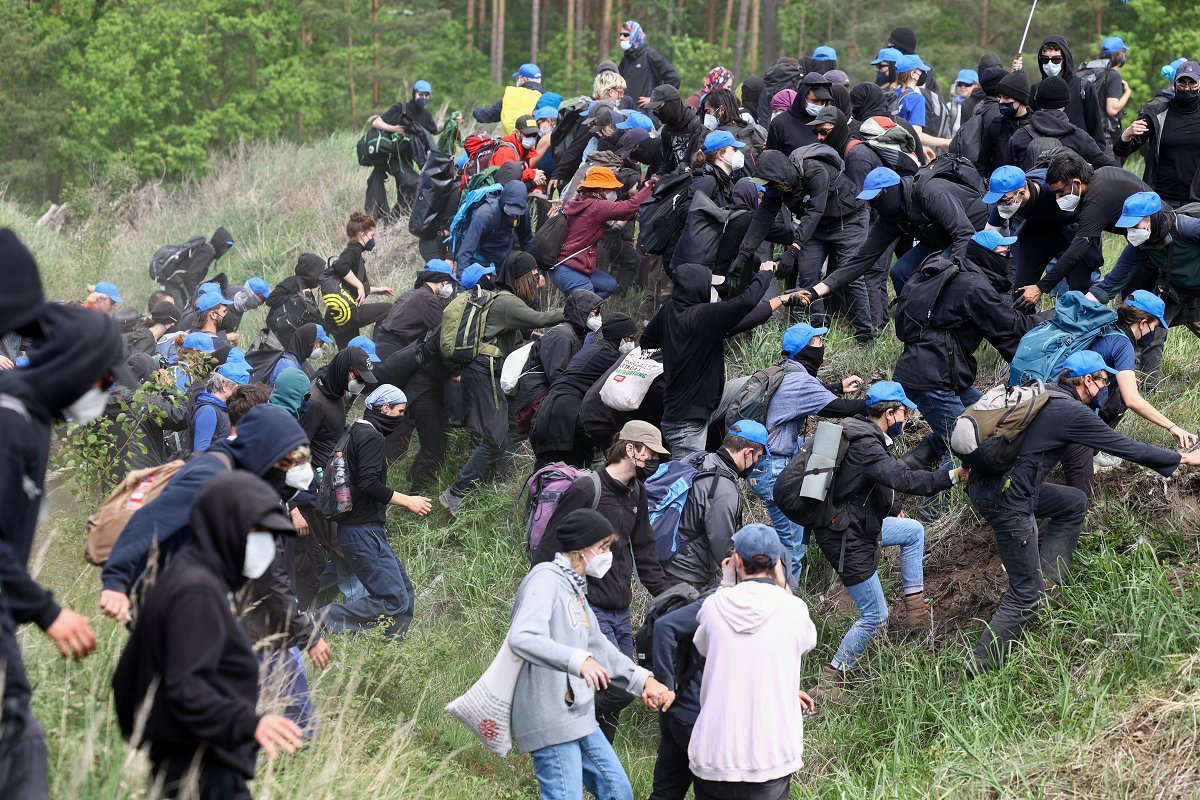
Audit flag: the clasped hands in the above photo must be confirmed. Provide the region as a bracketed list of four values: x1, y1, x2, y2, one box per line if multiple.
[580, 655, 675, 712]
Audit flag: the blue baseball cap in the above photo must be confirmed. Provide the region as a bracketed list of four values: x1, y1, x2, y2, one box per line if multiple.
[246, 277, 270, 298]
[199, 281, 221, 295]
[365, 383, 407, 409]
[93, 281, 123, 302]
[225, 347, 248, 364]
[781, 322, 829, 356]
[616, 112, 655, 131]
[1100, 37, 1127, 54]
[513, 63, 541, 80]
[728, 419, 771, 456]
[983, 165, 1027, 204]
[732, 523, 783, 566]
[533, 106, 559, 121]
[1116, 191, 1162, 228]
[1163, 58, 1187, 81]
[956, 69, 980, 85]
[896, 53, 932, 73]
[182, 332, 215, 352]
[414, 79, 432, 93]
[1063, 350, 1118, 378]
[196, 292, 232, 313]
[703, 130, 746, 152]
[813, 45, 837, 61]
[871, 47, 902, 65]
[217, 362, 250, 385]
[1126, 289, 1169, 330]
[866, 380, 917, 408]
[460, 263, 496, 289]
[347, 335, 382, 363]
[425, 258, 456, 279]
[858, 167, 902, 199]
[314, 324, 333, 344]
[972, 229, 1018, 250]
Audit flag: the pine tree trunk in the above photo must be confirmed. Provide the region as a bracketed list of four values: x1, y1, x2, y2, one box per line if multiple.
[979, 0, 988, 48]
[532, 0, 540, 62]
[760, 0, 776, 67]
[347, 0, 356, 117]
[566, 0, 576, 89]
[720, 0, 735, 55]
[498, 0, 507, 80]
[733, 0, 749, 82]
[467, 0, 475, 52]
[706, 0, 716, 44]
[748, 0, 760, 77]
[599, 0, 613, 60]
[576, 0, 585, 91]
[490, 0, 502, 84]
[372, 0, 380, 110]
[849, 0, 858, 64]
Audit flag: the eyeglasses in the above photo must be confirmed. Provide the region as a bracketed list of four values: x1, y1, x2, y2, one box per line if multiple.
[1038, 55, 1064, 65]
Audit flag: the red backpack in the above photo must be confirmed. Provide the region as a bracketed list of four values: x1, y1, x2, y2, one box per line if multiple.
[460, 133, 521, 189]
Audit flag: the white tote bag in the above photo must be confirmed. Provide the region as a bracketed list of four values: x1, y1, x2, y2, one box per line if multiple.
[499, 341, 535, 396]
[599, 347, 664, 411]
[445, 635, 524, 756]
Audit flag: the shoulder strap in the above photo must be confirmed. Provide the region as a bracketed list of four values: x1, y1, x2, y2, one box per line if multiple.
[0, 393, 30, 423]
[589, 470, 602, 511]
[208, 451, 233, 471]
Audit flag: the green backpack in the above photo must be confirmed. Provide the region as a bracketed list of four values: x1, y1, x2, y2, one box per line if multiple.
[440, 285, 504, 364]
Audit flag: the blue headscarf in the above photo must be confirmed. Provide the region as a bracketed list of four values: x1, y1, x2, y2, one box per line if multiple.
[624, 20, 646, 49]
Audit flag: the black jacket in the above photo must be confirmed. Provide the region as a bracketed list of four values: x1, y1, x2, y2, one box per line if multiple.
[618, 44, 681, 101]
[301, 347, 353, 468]
[325, 240, 372, 296]
[1003, 109, 1119, 170]
[812, 416, 954, 587]
[578, 350, 667, 447]
[339, 418, 393, 525]
[654, 107, 707, 178]
[764, 72, 828, 154]
[375, 283, 444, 362]
[978, 106, 1028, 176]
[531, 336, 624, 454]
[1030, 35, 1107, 149]
[106, 355, 189, 472]
[515, 290, 601, 411]
[238, 533, 319, 654]
[651, 594, 709, 725]
[892, 243, 1052, 391]
[663, 450, 745, 591]
[640, 264, 771, 422]
[532, 466, 674, 609]
[112, 472, 282, 777]
[1114, 96, 1200, 203]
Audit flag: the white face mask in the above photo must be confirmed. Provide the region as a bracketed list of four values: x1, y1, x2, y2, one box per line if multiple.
[242, 531, 276, 579]
[729, 150, 745, 171]
[286, 461, 315, 490]
[1056, 185, 1081, 212]
[997, 200, 1021, 219]
[619, 39, 632, 51]
[605, 190, 618, 201]
[310, 346, 324, 360]
[1043, 61, 1063, 77]
[1127, 226, 1151, 247]
[584, 548, 614, 578]
[619, 340, 636, 354]
[522, 136, 538, 149]
[438, 283, 454, 299]
[587, 315, 603, 331]
[771, 110, 782, 121]
[67, 386, 108, 425]
[703, 113, 719, 130]
[347, 377, 365, 394]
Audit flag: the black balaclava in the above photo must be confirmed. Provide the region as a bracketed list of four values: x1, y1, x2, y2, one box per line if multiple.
[126, 352, 159, 385]
[211, 227, 234, 259]
[851, 83, 888, 119]
[494, 161, 524, 185]
[731, 178, 760, 211]
[967, 240, 1012, 286]
[189, 471, 290, 592]
[828, 83, 852, 118]
[600, 312, 637, 342]
[977, 53, 1002, 76]
[364, 406, 404, 437]
[317, 346, 353, 399]
[1171, 80, 1200, 113]
[823, 108, 851, 154]
[656, 98, 690, 129]
[793, 343, 824, 376]
[871, 180, 908, 220]
[294, 253, 324, 288]
[620, 128, 652, 162]
[288, 323, 319, 361]
[753, 150, 801, 193]
[741, 76, 765, 118]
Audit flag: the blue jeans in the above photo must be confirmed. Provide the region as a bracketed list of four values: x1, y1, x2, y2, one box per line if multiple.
[592, 606, 634, 659]
[549, 264, 620, 299]
[745, 452, 805, 582]
[260, 647, 317, 736]
[314, 551, 367, 607]
[832, 516, 925, 670]
[531, 727, 634, 800]
[315, 522, 415, 642]
[905, 385, 983, 518]
[661, 419, 708, 463]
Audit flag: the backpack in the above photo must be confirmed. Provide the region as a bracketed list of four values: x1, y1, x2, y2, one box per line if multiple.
[460, 133, 520, 189]
[847, 138, 922, 176]
[314, 424, 371, 522]
[948, 111, 985, 167]
[446, 183, 505, 253]
[84, 453, 230, 566]
[1076, 61, 1124, 138]
[1023, 136, 1064, 171]
[632, 582, 702, 675]
[356, 127, 400, 167]
[645, 456, 723, 563]
[244, 328, 287, 384]
[913, 152, 985, 197]
[528, 211, 570, 271]
[949, 382, 1053, 474]
[635, 170, 694, 256]
[1008, 291, 1121, 386]
[724, 361, 805, 431]
[408, 151, 457, 238]
[772, 423, 851, 530]
[846, 116, 920, 176]
[893, 255, 963, 343]
[266, 288, 322, 344]
[918, 85, 952, 140]
[522, 466, 602, 554]
[440, 284, 503, 364]
[149, 234, 208, 284]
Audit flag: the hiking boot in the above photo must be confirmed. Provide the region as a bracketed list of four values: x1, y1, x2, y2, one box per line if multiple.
[809, 665, 849, 707]
[855, 334, 875, 350]
[438, 488, 463, 517]
[899, 593, 931, 632]
[1093, 452, 1122, 471]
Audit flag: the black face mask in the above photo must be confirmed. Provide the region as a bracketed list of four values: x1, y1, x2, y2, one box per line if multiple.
[635, 458, 660, 482]
[795, 344, 825, 377]
[364, 407, 404, 437]
[1138, 328, 1157, 350]
[265, 467, 295, 501]
[874, 71, 890, 86]
[1172, 88, 1200, 113]
[998, 102, 1017, 117]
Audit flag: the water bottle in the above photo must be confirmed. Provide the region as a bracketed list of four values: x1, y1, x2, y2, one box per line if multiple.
[332, 451, 352, 513]
[126, 475, 156, 511]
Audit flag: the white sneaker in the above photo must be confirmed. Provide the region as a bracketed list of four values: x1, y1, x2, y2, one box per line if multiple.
[1093, 452, 1122, 471]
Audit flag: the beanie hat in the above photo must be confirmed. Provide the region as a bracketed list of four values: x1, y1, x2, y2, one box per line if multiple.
[556, 508, 615, 552]
[888, 26, 917, 56]
[1036, 75, 1069, 109]
[996, 69, 1031, 105]
[600, 312, 637, 342]
[976, 53, 1002, 75]
[151, 301, 182, 326]
[981, 66, 1010, 98]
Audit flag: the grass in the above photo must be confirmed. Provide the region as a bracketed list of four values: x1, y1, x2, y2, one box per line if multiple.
[15, 135, 1200, 798]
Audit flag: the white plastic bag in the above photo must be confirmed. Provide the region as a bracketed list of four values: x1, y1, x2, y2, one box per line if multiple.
[499, 342, 535, 396]
[444, 635, 524, 756]
[600, 347, 664, 411]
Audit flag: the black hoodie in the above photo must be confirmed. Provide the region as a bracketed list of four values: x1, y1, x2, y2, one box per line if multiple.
[101, 404, 308, 595]
[514, 289, 602, 411]
[1031, 35, 1106, 149]
[106, 352, 189, 472]
[0, 229, 44, 337]
[267, 253, 324, 307]
[765, 72, 829, 153]
[210, 226, 234, 260]
[640, 263, 771, 422]
[112, 471, 286, 778]
[303, 347, 354, 467]
[1004, 108, 1119, 170]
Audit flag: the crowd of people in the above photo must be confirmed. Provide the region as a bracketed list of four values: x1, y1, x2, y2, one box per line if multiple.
[4, 16, 1200, 800]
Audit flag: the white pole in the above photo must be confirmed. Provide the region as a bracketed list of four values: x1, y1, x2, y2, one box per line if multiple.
[1018, 0, 1039, 56]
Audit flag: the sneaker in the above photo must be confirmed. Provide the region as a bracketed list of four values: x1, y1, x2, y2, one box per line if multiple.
[1093, 452, 1122, 471]
[438, 488, 463, 517]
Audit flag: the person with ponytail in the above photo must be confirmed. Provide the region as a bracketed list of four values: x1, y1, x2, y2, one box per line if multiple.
[320, 211, 394, 349]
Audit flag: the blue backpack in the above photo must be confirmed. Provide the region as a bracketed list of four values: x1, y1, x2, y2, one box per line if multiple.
[645, 455, 722, 563]
[1008, 291, 1121, 386]
[446, 183, 504, 254]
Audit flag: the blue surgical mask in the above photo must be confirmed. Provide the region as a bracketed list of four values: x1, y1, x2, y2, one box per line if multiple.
[363, 237, 376, 251]
[806, 103, 825, 117]
[620, 40, 632, 51]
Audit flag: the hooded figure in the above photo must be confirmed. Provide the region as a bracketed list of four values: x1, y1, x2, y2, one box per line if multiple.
[514, 290, 603, 417]
[740, 76, 765, 123]
[106, 352, 189, 473]
[765, 72, 832, 153]
[303, 346, 365, 469]
[268, 368, 311, 422]
[267, 323, 322, 387]
[1032, 35, 1106, 149]
[266, 253, 325, 343]
[650, 90, 708, 177]
[100, 404, 309, 603]
[112, 471, 295, 791]
[617, 20, 681, 102]
[828, 83, 852, 118]
[455, 180, 534, 275]
[758, 59, 804, 124]
[1004, 78, 1119, 170]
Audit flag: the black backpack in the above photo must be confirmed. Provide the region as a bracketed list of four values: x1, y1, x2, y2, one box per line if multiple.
[772, 428, 852, 531]
[893, 255, 964, 343]
[919, 85, 952, 139]
[635, 170, 694, 256]
[315, 427, 359, 522]
[1024, 136, 1065, 171]
[266, 288, 322, 345]
[633, 583, 701, 672]
[149, 234, 209, 284]
[948, 111, 985, 168]
[356, 128, 400, 168]
[244, 328, 287, 384]
[913, 152, 985, 198]
[408, 151, 457, 238]
[528, 212, 570, 270]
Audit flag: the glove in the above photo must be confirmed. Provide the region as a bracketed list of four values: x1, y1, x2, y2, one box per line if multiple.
[730, 252, 749, 276]
[1012, 292, 1036, 314]
[786, 292, 810, 307]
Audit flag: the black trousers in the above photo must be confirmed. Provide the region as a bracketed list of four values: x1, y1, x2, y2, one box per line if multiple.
[649, 712, 696, 800]
[152, 757, 250, 800]
[693, 773, 791, 800]
[404, 376, 452, 495]
[326, 302, 391, 350]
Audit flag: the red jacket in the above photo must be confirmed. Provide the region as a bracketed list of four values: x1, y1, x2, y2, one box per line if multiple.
[490, 132, 539, 184]
[557, 184, 653, 275]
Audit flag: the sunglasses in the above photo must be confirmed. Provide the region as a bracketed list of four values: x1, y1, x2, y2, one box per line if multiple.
[1038, 55, 1064, 64]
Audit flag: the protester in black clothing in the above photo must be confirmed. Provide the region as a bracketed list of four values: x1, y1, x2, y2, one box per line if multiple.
[965, 351, 1200, 677]
[645, 86, 706, 178]
[618, 20, 681, 105]
[847, 81, 927, 164]
[764, 72, 832, 154]
[530, 313, 639, 469]
[1115, 60, 1200, 207]
[514, 289, 603, 435]
[1015, 153, 1151, 308]
[961, 54, 1002, 120]
[105, 352, 189, 474]
[321, 211, 395, 349]
[112, 472, 304, 799]
[312, 385, 430, 643]
[266, 252, 325, 345]
[977, 69, 1030, 176]
[740, 76, 765, 124]
[1019, 35, 1106, 150]
[376, 79, 442, 138]
[1004, 77, 1119, 170]
[375, 260, 454, 361]
[703, 87, 765, 155]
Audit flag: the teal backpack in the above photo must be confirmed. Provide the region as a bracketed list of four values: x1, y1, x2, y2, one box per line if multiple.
[445, 183, 504, 253]
[1008, 291, 1122, 386]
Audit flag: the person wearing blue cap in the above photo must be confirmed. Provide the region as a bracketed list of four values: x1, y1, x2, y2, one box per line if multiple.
[266, 323, 327, 388]
[892, 53, 951, 152]
[84, 281, 123, 314]
[374, 261, 456, 361]
[807, 382, 967, 706]
[763, 71, 834, 155]
[1115, 60, 1200, 209]
[871, 47, 903, 87]
[472, 63, 544, 133]
[459, 262, 497, 290]
[964, 353, 1200, 679]
[812, 45, 837, 67]
[454, 180, 535, 277]
[346, 335, 381, 364]
[739, 323, 867, 580]
[188, 362, 244, 452]
[189, 289, 234, 350]
[1077, 38, 1131, 152]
